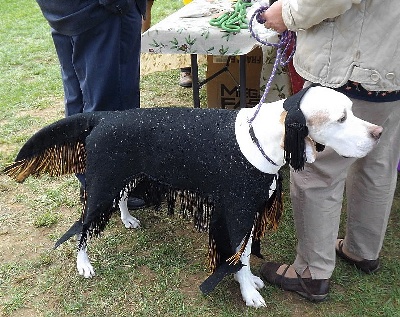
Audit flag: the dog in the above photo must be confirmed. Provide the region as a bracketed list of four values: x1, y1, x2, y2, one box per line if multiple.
[4, 86, 382, 307]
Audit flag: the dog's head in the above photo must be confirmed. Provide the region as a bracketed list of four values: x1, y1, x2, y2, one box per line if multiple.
[283, 86, 382, 170]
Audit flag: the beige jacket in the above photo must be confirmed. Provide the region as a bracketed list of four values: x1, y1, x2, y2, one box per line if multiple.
[282, 0, 400, 91]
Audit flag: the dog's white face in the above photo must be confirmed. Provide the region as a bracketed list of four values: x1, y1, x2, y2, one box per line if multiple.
[300, 86, 383, 158]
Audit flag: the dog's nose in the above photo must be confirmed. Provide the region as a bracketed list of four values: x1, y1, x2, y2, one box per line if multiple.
[369, 126, 383, 140]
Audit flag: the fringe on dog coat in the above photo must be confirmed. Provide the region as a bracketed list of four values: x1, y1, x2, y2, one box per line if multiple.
[4, 107, 284, 293]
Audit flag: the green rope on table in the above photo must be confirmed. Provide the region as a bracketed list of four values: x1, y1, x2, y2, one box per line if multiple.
[209, 0, 253, 33]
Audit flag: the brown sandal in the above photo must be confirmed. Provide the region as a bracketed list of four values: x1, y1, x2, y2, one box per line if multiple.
[260, 262, 329, 302]
[336, 239, 380, 274]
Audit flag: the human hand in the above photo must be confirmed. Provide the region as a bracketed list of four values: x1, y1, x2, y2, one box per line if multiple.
[261, 0, 287, 33]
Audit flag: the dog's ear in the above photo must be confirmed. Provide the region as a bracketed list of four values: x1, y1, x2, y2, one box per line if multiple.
[283, 84, 317, 171]
[283, 114, 308, 171]
[281, 114, 316, 169]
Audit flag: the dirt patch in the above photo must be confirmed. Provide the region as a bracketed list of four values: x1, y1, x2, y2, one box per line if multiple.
[0, 225, 52, 263]
[0, 174, 76, 264]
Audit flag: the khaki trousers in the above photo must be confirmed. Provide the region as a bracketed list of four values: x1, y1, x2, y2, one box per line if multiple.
[290, 98, 400, 279]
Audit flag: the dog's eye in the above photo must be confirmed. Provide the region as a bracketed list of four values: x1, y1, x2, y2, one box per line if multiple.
[338, 113, 347, 123]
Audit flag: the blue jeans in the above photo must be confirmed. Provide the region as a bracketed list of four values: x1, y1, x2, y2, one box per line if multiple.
[51, 5, 142, 116]
[51, 6, 142, 187]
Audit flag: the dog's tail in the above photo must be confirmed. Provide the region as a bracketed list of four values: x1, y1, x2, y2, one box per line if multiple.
[3, 112, 100, 182]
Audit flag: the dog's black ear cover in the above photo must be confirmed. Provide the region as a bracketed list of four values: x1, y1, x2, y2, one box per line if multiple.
[283, 84, 316, 171]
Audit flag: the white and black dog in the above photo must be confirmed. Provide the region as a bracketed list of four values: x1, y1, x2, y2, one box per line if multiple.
[4, 86, 382, 307]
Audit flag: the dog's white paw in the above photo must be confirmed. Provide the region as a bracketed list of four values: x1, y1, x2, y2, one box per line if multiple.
[235, 270, 266, 308]
[250, 274, 265, 290]
[239, 275, 266, 308]
[242, 287, 267, 308]
[121, 214, 141, 229]
[76, 249, 95, 278]
[242, 288, 267, 308]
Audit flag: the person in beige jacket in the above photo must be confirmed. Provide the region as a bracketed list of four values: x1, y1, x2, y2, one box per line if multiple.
[259, 0, 400, 301]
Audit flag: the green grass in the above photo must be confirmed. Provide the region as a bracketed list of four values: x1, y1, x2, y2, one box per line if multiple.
[0, 1, 399, 317]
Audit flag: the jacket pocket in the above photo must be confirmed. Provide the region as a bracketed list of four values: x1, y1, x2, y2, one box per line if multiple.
[99, 0, 130, 15]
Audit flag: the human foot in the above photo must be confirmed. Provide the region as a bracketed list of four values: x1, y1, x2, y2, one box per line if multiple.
[260, 262, 329, 302]
[336, 239, 380, 274]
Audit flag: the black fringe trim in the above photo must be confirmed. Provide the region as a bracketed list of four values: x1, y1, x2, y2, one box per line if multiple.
[116, 174, 215, 232]
[78, 173, 216, 262]
[78, 172, 283, 273]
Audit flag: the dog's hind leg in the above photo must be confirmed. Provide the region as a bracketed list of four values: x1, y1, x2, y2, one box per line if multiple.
[119, 189, 141, 229]
[76, 233, 95, 278]
[75, 190, 140, 278]
[234, 235, 266, 308]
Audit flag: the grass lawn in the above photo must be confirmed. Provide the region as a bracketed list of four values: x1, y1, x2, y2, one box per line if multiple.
[0, 1, 399, 316]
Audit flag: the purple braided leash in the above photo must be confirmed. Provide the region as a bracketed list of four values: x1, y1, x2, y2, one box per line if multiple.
[247, 5, 296, 124]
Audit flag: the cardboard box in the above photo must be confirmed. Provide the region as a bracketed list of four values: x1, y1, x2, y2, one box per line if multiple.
[206, 47, 263, 109]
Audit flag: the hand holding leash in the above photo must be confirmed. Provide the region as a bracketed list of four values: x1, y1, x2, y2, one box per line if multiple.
[257, 0, 287, 33]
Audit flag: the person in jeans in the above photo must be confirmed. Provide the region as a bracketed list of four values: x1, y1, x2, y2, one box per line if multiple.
[259, 0, 400, 301]
[36, 0, 147, 209]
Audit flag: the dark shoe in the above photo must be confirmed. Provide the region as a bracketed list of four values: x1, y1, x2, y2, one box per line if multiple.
[127, 197, 145, 210]
[260, 262, 329, 302]
[80, 186, 85, 204]
[336, 239, 380, 274]
[179, 67, 192, 88]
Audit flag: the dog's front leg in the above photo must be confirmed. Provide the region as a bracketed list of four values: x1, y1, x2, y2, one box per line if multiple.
[234, 235, 266, 308]
[119, 190, 141, 229]
[76, 233, 95, 278]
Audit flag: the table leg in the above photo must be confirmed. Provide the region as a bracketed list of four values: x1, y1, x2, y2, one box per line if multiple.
[239, 55, 246, 108]
[191, 54, 200, 108]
